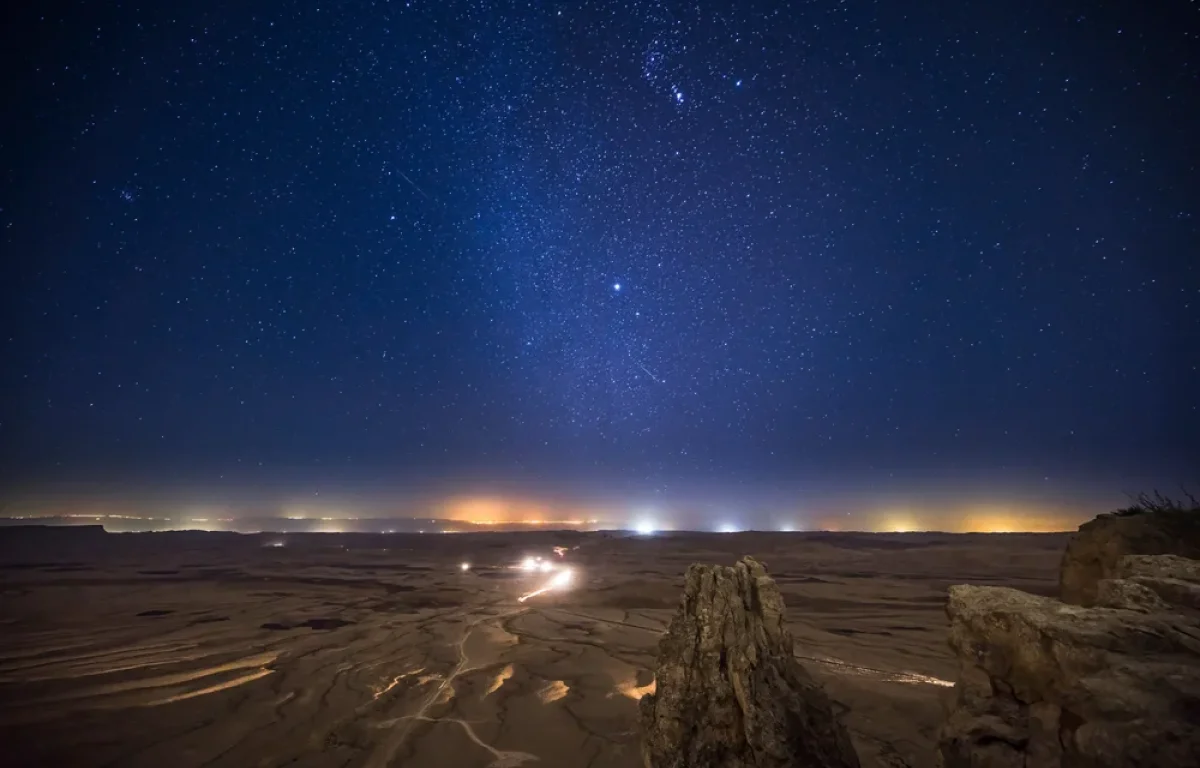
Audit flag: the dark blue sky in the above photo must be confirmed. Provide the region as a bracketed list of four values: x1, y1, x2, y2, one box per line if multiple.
[2, 1, 1197, 515]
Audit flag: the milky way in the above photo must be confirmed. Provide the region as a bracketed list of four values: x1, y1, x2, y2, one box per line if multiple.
[2, 0, 1196, 499]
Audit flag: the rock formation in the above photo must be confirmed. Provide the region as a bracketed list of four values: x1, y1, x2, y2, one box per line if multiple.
[937, 552, 1200, 767]
[639, 556, 860, 768]
[1059, 505, 1200, 606]
[1115, 553, 1200, 610]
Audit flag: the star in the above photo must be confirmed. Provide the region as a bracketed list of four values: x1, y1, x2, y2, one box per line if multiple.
[5, 0, 1189, 534]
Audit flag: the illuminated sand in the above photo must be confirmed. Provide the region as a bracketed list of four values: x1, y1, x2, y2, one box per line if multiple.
[0, 529, 1067, 767]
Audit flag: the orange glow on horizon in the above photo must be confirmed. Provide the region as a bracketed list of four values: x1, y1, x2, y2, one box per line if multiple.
[809, 503, 1081, 534]
[7, 492, 1087, 534]
[437, 495, 608, 526]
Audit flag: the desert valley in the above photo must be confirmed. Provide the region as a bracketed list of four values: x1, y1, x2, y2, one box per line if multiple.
[0, 526, 1070, 768]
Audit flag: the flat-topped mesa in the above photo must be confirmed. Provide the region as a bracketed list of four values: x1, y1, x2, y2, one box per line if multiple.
[639, 556, 860, 768]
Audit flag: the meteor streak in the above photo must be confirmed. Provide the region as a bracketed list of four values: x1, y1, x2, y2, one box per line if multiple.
[635, 360, 662, 383]
[396, 170, 433, 201]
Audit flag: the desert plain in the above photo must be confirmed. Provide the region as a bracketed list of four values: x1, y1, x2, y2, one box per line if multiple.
[0, 527, 1068, 768]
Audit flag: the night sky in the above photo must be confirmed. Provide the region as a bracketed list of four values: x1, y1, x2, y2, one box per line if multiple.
[3, 1, 1198, 526]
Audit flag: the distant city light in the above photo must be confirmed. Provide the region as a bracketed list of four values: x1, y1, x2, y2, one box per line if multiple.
[633, 518, 657, 535]
[881, 515, 919, 533]
[717, 522, 741, 533]
[779, 523, 795, 532]
[460, 562, 471, 572]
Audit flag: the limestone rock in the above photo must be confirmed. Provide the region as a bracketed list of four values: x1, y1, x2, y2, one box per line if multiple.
[1059, 507, 1200, 606]
[1119, 553, 1200, 582]
[639, 556, 860, 768]
[1118, 554, 1200, 611]
[1094, 578, 1169, 612]
[937, 583, 1200, 768]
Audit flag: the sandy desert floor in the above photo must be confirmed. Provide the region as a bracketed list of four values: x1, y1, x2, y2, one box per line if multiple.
[0, 528, 1067, 768]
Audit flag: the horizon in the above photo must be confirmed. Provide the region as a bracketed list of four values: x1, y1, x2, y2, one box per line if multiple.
[0, 481, 1145, 534]
[1, 514, 1079, 535]
[1, 449, 1189, 535]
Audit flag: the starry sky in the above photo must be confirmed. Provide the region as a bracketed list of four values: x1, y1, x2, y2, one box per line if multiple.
[2, 1, 1198, 525]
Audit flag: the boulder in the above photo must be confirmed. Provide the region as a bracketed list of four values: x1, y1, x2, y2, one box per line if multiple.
[936, 581, 1200, 768]
[639, 556, 860, 768]
[1058, 507, 1200, 606]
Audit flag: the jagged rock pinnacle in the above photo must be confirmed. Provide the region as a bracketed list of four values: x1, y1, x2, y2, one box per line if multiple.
[639, 556, 860, 768]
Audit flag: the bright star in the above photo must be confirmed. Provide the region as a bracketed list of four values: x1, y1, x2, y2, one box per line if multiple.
[613, 282, 621, 292]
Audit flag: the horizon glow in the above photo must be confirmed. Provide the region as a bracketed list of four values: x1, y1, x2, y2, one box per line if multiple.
[0, 488, 1121, 534]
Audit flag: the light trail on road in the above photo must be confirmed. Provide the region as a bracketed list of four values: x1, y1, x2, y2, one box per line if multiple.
[518, 567, 574, 602]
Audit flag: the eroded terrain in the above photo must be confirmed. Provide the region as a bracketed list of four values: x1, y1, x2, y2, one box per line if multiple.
[0, 528, 1066, 767]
